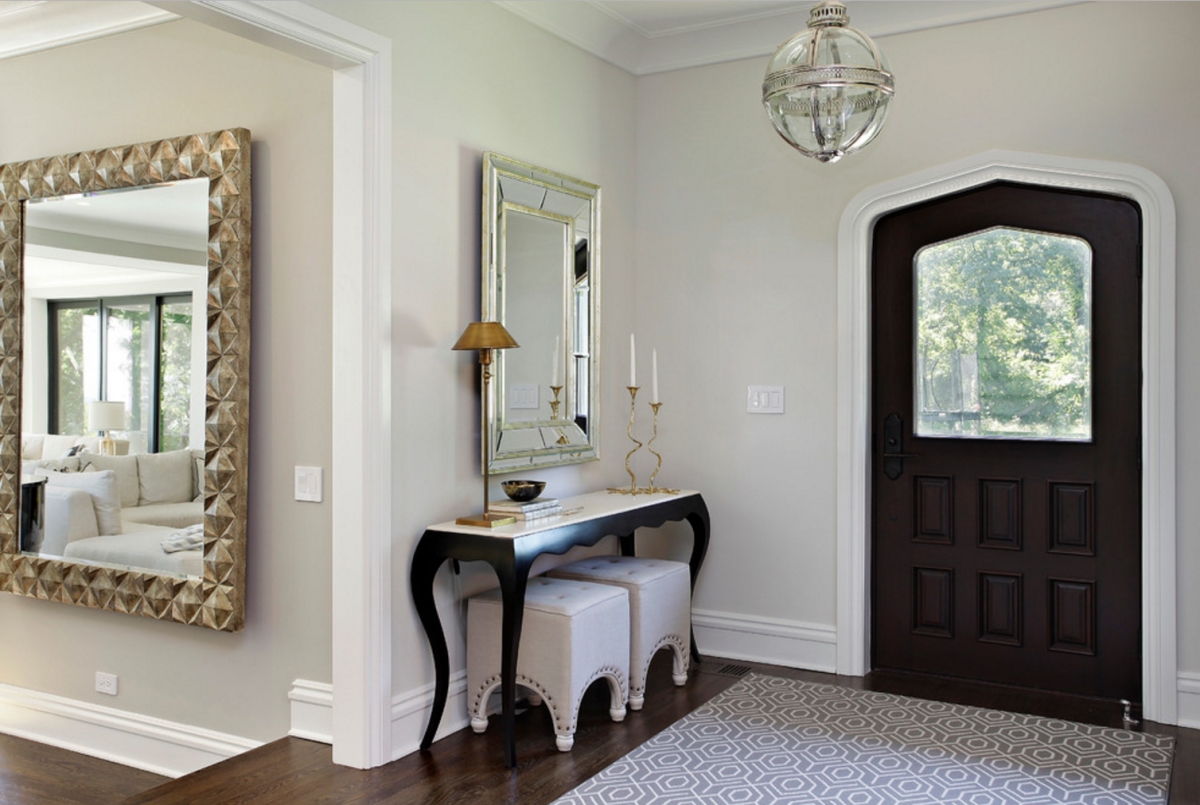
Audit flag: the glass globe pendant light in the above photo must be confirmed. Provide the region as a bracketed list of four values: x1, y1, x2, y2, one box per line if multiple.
[762, 1, 894, 164]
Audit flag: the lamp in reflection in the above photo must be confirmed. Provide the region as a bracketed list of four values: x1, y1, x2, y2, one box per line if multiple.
[762, 1, 894, 164]
[87, 400, 126, 456]
[453, 322, 520, 527]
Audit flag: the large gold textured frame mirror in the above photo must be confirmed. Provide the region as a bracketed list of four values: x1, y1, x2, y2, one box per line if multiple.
[0, 129, 251, 631]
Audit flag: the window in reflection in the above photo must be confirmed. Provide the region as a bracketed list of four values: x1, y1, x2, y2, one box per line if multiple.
[49, 294, 193, 453]
[573, 240, 589, 431]
[159, 298, 194, 453]
[50, 301, 100, 436]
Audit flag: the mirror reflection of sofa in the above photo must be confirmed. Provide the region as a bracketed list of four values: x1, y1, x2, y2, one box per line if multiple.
[22, 433, 130, 459]
[23, 445, 205, 577]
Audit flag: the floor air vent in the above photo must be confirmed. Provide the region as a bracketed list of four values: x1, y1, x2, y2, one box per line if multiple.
[710, 663, 751, 677]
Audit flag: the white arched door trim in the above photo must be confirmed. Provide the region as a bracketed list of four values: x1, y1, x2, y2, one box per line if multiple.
[835, 151, 1177, 724]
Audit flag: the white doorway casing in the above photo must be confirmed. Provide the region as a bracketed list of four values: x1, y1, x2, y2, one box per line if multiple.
[155, 0, 396, 768]
[835, 151, 1177, 724]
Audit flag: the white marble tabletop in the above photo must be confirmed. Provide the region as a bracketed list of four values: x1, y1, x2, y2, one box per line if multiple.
[428, 489, 699, 538]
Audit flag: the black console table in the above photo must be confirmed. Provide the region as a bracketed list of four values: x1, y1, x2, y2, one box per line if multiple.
[411, 489, 709, 768]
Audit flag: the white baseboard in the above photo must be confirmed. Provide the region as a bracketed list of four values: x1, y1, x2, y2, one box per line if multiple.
[288, 679, 334, 744]
[0, 682, 261, 778]
[692, 609, 838, 673]
[390, 669, 469, 762]
[1176, 673, 1200, 729]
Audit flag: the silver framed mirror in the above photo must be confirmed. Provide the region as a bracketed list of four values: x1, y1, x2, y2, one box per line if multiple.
[482, 153, 600, 472]
[0, 129, 251, 631]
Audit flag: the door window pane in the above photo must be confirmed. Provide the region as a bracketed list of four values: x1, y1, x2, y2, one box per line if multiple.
[915, 227, 1093, 441]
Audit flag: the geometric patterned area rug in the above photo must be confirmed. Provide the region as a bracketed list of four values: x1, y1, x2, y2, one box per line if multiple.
[553, 674, 1174, 805]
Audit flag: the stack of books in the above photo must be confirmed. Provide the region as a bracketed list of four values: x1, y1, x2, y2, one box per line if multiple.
[489, 498, 563, 521]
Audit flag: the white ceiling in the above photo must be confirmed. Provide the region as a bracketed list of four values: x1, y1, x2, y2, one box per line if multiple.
[496, 0, 1084, 75]
[0, 1, 1082, 75]
[26, 177, 209, 249]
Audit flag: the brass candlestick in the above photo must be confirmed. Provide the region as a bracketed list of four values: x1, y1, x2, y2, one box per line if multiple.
[644, 402, 679, 495]
[607, 386, 642, 495]
[549, 385, 569, 445]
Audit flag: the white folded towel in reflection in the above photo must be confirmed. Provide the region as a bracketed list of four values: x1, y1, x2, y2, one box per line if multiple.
[161, 523, 205, 553]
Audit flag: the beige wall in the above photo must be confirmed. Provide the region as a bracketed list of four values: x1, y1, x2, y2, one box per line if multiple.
[634, 0, 1200, 667]
[310, 1, 639, 700]
[4, 0, 1196, 754]
[0, 20, 333, 741]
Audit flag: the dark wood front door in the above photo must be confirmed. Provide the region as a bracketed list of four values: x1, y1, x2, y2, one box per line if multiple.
[871, 182, 1142, 701]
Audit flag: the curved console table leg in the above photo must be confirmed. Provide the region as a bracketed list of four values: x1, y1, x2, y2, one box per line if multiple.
[496, 554, 534, 768]
[686, 505, 710, 664]
[411, 539, 450, 750]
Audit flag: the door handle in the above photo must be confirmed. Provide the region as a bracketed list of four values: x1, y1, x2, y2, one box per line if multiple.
[883, 413, 916, 480]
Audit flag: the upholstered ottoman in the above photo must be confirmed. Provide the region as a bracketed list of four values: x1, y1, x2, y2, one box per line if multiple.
[549, 556, 691, 710]
[467, 576, 630, 752]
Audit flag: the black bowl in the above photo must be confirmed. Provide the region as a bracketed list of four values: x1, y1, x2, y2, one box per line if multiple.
[501, 480, 546, 502]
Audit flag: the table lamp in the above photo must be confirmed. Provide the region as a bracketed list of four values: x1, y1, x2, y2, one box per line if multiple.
[87, 400, 126, 456]
[453, 321, 519, 527]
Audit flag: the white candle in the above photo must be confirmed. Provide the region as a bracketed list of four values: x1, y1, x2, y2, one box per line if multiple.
[551, 335, 560, 387]
[652, 349, 659, 404]
[630, 333, 636, 387]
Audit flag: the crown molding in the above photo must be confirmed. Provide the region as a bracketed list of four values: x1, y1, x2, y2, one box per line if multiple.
[0, 1, 177, 61]
[496, 1, 1085, 76]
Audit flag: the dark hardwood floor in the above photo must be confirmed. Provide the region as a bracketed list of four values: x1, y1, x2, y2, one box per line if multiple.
[0, 731, 167, 804]
[4, 657, 1198, 804]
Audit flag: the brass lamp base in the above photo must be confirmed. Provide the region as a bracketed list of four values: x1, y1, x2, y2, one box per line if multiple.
[456, 512, 517, 528]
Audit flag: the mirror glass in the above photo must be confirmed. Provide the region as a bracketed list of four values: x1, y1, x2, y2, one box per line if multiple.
[21, 179, 208, 577]
[483, 153, 600, 472]
[0, 129, 251, 631]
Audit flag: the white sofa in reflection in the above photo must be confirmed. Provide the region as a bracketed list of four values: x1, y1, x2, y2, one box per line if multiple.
[25, 448, 204, 531]
[32, 448, 206, 577]
[22, 433, 130, 459]
[42, 486, 201, 577]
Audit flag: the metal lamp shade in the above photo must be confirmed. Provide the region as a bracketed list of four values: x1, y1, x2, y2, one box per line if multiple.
[453, 321, 519, 351]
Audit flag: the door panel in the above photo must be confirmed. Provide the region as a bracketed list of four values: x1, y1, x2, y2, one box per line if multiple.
[871, 182, 1141, 701]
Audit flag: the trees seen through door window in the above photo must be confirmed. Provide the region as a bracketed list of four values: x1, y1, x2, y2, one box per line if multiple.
[915, 227, 1093, 441]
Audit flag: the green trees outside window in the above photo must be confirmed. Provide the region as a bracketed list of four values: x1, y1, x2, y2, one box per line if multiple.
[50, 294, 192, 452]
[915, 227, 1093, 441]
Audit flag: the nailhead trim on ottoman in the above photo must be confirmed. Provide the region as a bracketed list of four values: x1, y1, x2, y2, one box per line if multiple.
[549, 556, 690, 711]
[467, 577, 630, 751]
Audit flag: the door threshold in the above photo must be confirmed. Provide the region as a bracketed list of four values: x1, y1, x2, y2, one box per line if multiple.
[865, 668, 1141, 730]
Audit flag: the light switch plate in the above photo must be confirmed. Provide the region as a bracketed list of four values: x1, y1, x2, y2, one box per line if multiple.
[509, 384, 540, 410]
[747, 385, 785, 414]
[294, 466, 323, 502]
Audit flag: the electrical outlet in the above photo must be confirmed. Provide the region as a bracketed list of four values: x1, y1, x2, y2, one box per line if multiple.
[95, 671, 118, 696]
